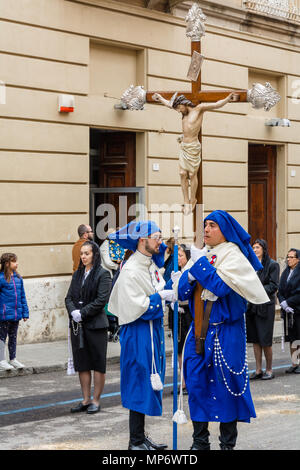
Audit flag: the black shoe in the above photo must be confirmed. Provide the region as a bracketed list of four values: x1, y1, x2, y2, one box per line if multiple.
[261, 372, 275, 380]
[70, 402, 90, 413]
[249, 371, 263, 380]
[190, 443, 210, 450]
[285, 365, 299, 374]
[86, 403, 101, 414]
[144, 435, 168, 450]
[128, 440, 155, 450]
[220, 444, 234, 450]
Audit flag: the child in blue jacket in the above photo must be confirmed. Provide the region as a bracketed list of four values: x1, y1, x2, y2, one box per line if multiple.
[0, 253, 29, 371]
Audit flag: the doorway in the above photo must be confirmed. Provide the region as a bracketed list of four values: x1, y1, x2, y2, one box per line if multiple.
[90, 129, 143, 245]
[248, 144, 277, 259]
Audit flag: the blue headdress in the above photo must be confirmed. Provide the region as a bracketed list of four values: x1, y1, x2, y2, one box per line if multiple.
[204, 210, 263, 272]
[108, 220, 166, 268]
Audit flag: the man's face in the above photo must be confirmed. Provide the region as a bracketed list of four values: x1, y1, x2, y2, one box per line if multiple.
[204, 220, 226, 247]
[142, 232, 162, 255]
[85, 225, 94, 240]
[175, 104, 188, 116]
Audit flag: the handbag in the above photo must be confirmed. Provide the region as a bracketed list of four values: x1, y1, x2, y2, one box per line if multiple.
[149, 320, 164, 391]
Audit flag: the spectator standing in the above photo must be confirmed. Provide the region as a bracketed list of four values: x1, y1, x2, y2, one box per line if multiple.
[65, 241, 111, 414]
[277, 248, 300, 374]
[0, 253, 29, 371]
[246, 239, 279, 380]
[72, 224, 94, 274]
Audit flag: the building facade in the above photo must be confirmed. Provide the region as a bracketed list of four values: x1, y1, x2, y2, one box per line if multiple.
[0, 0, 299, 343]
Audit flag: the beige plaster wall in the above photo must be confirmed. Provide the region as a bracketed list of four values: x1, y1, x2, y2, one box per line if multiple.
[0, 0, 299, 341]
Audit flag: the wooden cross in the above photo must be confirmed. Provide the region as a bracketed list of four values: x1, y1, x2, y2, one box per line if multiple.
[146, 38, 248, 355]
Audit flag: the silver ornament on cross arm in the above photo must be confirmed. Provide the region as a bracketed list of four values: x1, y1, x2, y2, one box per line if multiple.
[247, 82, 281, 112]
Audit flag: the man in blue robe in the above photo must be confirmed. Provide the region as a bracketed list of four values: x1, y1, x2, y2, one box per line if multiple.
[108, 221, 176, 450]
[178, 210, 269, 450]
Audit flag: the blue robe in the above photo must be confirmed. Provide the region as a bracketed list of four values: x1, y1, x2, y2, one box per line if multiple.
[178, 256, 256, 423]
[120, 279, 172, 416]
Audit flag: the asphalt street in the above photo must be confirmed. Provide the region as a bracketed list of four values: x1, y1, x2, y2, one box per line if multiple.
[0, 342, 299, 451]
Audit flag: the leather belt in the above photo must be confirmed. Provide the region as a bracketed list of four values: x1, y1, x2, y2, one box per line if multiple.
[196, 299, 213, 356]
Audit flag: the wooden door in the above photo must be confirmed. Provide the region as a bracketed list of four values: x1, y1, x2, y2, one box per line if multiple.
[99, 132, 136, 188]
[93, 131, 136, 244]
[248, 144, 277, 259]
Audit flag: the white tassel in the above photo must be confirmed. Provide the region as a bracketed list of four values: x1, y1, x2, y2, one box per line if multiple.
[172, 409, 188, 424]
[67, 357, 76, 376]
[67, 327, 76, 376]
[150, 373, 164, 391]
[172, 326, 192, 425]
[149, 320, 164, 391]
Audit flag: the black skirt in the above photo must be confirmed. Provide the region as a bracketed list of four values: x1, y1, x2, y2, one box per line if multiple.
[246, 311, 275, 347]
[282, 312, 300, 343]
[70, 322, 108, 373]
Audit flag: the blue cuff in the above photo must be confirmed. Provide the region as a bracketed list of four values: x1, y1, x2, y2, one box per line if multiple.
[141, 293, 163, 321]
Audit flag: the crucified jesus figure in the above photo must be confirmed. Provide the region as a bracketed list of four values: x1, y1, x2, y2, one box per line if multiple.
[152, 92, 239, 215]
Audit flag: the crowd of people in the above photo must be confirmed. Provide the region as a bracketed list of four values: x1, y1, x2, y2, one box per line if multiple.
[0, 215, 299, 450]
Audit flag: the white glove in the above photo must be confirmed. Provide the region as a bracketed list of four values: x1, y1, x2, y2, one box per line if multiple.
[170, 302, 184, 313]
[159, 290, 176, 302]
[71, 310, 82, 323]
[191, 244, 207, 263]
[286, 306, 294, 314]
[280, 300, 288, 311]
[171, 271, 182, 284]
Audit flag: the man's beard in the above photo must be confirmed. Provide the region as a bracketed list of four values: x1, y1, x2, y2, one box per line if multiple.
[145, 240, 159, 255]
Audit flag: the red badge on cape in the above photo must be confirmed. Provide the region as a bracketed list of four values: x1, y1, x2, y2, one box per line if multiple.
[155, 270, 160, 282]
[209, 255, 217, 265]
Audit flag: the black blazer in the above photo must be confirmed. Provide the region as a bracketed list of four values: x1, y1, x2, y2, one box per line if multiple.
[247, 258, 279, 318]
[65, 265, 111, 330]
[277, 264, 300, 315]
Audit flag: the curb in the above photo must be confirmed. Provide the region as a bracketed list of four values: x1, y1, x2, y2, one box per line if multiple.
[0, 335, 283, 380]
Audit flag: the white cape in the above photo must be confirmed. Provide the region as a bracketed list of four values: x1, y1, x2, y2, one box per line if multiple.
[108, 250, 165, 325]
[202, 241, 269, 304]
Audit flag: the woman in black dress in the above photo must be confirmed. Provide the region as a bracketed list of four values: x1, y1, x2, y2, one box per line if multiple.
[246, 239, 279, 380]
[65, 241, 111, 414]
[277, 248, 300, 374]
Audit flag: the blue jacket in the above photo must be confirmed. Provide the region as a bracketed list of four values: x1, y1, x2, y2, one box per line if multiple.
[119, 279, 172, 416]
[178, 257, 256, 423]
[0, 272, 29, 322]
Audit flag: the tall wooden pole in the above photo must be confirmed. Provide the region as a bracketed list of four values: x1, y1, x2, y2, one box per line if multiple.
[191, 40, 205, 355]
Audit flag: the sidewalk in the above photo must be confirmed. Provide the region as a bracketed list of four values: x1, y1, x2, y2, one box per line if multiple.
[0, 320, 283, 379]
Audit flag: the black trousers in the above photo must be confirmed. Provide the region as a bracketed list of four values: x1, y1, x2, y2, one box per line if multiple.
[129, 410, 145, 446]
[192, 420, 238, 450]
